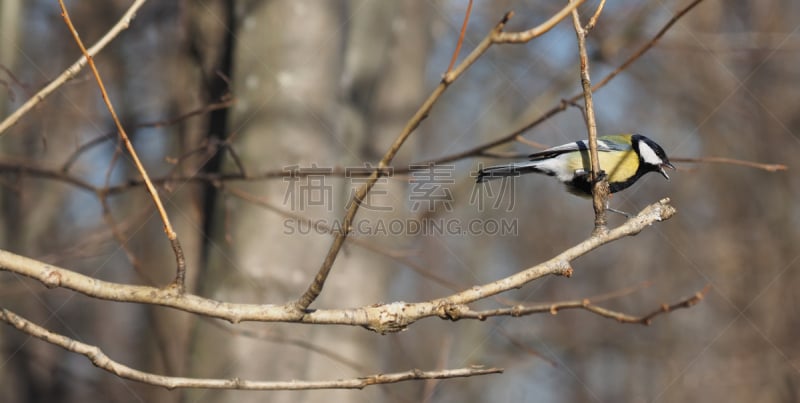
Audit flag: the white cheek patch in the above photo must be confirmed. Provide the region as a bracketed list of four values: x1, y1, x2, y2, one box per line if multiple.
[638, 142, 663, 165]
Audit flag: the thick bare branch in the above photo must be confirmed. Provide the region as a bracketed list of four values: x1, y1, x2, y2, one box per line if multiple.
[0, 198, 676, 332]
[0, 308, 501, 390]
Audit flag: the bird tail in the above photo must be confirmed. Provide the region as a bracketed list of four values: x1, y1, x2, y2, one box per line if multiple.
[476, 161, 543, 183]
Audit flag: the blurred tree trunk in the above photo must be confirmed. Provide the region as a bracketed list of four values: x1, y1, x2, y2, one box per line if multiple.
[134, 2, 231, 402]
[0, 2, 23, 401]
[184, 1, 409, 402]
[0, 0, 20, 117]
[340, 1, 430, 399]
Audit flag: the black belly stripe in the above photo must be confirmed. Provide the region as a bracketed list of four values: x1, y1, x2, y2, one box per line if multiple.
[566, 164, 654, 196]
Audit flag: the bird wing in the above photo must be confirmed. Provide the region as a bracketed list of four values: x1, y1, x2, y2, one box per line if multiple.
[528, 136, 631, 160]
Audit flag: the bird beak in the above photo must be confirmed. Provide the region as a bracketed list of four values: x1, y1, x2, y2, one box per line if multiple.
[659, 162, 676, 181]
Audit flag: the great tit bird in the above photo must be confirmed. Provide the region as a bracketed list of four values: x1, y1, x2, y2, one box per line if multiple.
[476, 134, 674, 197]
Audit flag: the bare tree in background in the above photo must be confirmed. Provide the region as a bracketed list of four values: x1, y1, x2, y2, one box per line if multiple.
[1, 1, 798, 403]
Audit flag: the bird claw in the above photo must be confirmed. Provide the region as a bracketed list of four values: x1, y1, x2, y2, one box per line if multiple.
[606, 206, 631, 218]
[593, 170, 608, 183]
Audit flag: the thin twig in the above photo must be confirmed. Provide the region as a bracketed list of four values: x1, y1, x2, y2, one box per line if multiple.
[670, 156, 788, 172]
[0, 308, 501, 391]
[58, 1, 187, 293]
[571, 1, 609, 234]
[0, 160, 97, 192]
[457, 285, 709, 325]
[591, 0, 705, 91]
[61, 99, 234, 172]
[514, 135, 548, 149]
[0, 79, 12, 102]
[446, 0, 473, 73]
[294, 1, 585, 313]
[0, 0, 148, 136]
[0, 65, 29, 99]
[584, 0, 607, 31]
[492, 1, 585, 44]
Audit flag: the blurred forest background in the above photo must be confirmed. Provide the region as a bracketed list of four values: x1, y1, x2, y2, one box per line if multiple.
[1, 0, 798, 402]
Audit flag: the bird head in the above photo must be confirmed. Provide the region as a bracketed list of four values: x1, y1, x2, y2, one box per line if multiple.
[632, 134, 675, 180]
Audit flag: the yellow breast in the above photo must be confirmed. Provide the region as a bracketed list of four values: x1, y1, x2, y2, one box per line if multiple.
[567, 149, 639, 182]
